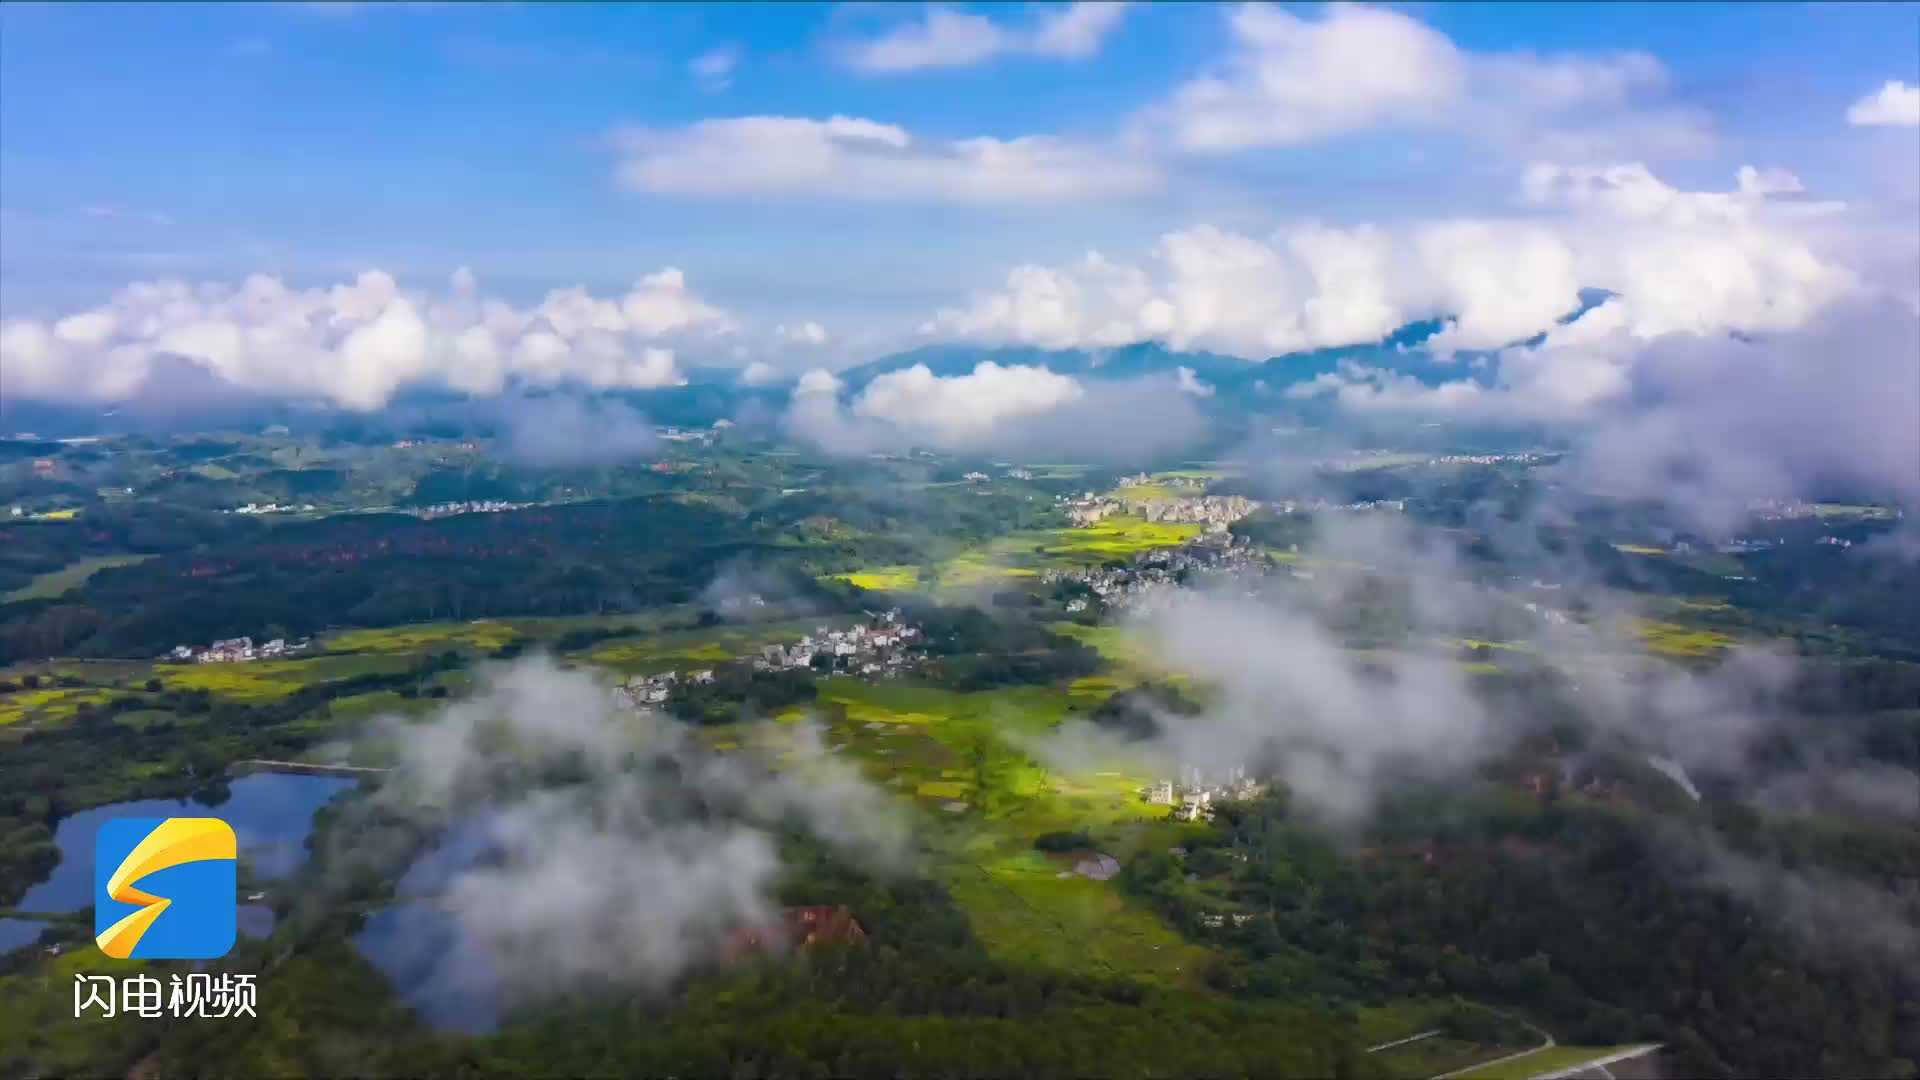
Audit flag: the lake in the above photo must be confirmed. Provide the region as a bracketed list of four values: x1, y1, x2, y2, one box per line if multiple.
[15, 772, 355, 914]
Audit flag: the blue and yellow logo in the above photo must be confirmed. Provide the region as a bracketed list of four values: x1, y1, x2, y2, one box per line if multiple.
[94, 817, 237, 960]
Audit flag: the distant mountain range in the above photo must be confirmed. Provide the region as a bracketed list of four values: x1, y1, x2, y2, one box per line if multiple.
[2, 294, 1612, 442]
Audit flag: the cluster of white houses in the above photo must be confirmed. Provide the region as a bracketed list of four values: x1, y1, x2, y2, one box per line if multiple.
[753, 611, 925, 677]
[166, 636, 311, 663]
[1045, 535, 1271, 614]
[1146, 764, 1264, 822]
[405, 500, 527, 520]
[617, 668, 716, 706]
[1061, 492, 1259, 528]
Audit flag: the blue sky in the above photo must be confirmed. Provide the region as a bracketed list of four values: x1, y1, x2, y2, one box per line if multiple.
[1, 1, 1916, 405]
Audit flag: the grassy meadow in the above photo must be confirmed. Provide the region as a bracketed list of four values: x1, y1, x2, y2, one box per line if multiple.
[2, 554, 155, 603]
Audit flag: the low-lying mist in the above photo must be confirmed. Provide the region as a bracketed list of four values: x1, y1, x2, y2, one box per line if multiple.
[306, 656, 907, 1014]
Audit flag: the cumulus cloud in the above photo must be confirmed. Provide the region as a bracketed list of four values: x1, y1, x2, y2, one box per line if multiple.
[0, 266, 728, 409]
[738, 360, 783, 386]
[840, 2, 1130, 73]
[1847, 79, 1920, 127]
[785, 360, 1203, 461]
[609, 115, 1157, 202]
[928, 162, 1864, 359]
[328, 656, 909, 1010]
[1136, 2, 1711, 160]
[853, 361, 1084, 443]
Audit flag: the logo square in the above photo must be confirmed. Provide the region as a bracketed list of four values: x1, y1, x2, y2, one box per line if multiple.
[94, 817, 237, 960]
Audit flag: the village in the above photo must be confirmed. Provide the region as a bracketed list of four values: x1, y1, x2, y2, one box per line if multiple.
[1061, 490, 1260, 528]
[1144, 763, 1266, 822]
[1045, 534, 1273, 614]
[165, 635, 313, 664]
[616, 610, 927, 707]
[403, 499, 528, 520]
[752, 609, 924, 676]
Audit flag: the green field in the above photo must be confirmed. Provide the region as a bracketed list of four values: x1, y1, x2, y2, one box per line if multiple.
[1810, 503, 1899, 520]
[587, 618, 854, 674]
[324, 621, 522, 655]
[2, 554, 155, 603]
[1457, 1044, 1648, 1079]
[794, 676, 1200, 985]
[158, 653, 414, 701]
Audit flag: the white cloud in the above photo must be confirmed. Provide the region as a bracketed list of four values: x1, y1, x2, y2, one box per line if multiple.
[927, 163, 1865, 358]
[689, 45, 740, 91]
[1175, 366, 1213, 397]
[1137, 2, 1710, 160]
[853, 361, 1084, 443]
[0, 266, 731, 409]
[840, 2, 1130, 74]
[1847, 80, 1920, 127]
[775, 320, 830, 346]
[611, 115, 1156, 202]
[783, 361, 1204, 460]
[738, 360, 782, 386]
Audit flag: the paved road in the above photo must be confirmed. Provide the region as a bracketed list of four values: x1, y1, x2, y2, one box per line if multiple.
[1368, 1029, 1442, 1054]
[1430, 1014, 1555, 1080]
[1529, 1044, 1664, 1080]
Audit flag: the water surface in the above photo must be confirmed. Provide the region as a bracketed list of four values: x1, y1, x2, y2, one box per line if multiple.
[16, 772, 355, 914]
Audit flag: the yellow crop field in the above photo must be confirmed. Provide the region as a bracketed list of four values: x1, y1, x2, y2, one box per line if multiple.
[1046, 517, 1201, 558]
[0, 688, 113, 727]
[159, 654, 411, 700]
[916, 780, 971, 799]
[1632, 619, 1734, 657]
[832, 565, 922, 591]
[325, 621, 520, 654]
[1612, 543, 1667, 556]
[936, 555, 1038, 594]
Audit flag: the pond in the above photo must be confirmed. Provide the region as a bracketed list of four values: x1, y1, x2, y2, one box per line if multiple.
[15, 772, 356, 915]
[354, 903, 502, 1034]
[0, 916, 47, 954]
[351, 817, 505, 1034]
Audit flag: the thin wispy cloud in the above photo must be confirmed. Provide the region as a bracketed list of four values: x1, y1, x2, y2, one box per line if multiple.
[838, 2, 1132, 74]
[689, 44, 741, 91]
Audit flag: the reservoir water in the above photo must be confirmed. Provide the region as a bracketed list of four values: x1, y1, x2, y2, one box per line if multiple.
[14, 772, 355, 914]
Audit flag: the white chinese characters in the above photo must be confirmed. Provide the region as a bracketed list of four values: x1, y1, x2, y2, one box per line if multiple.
[74, 972, 257, 1019]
